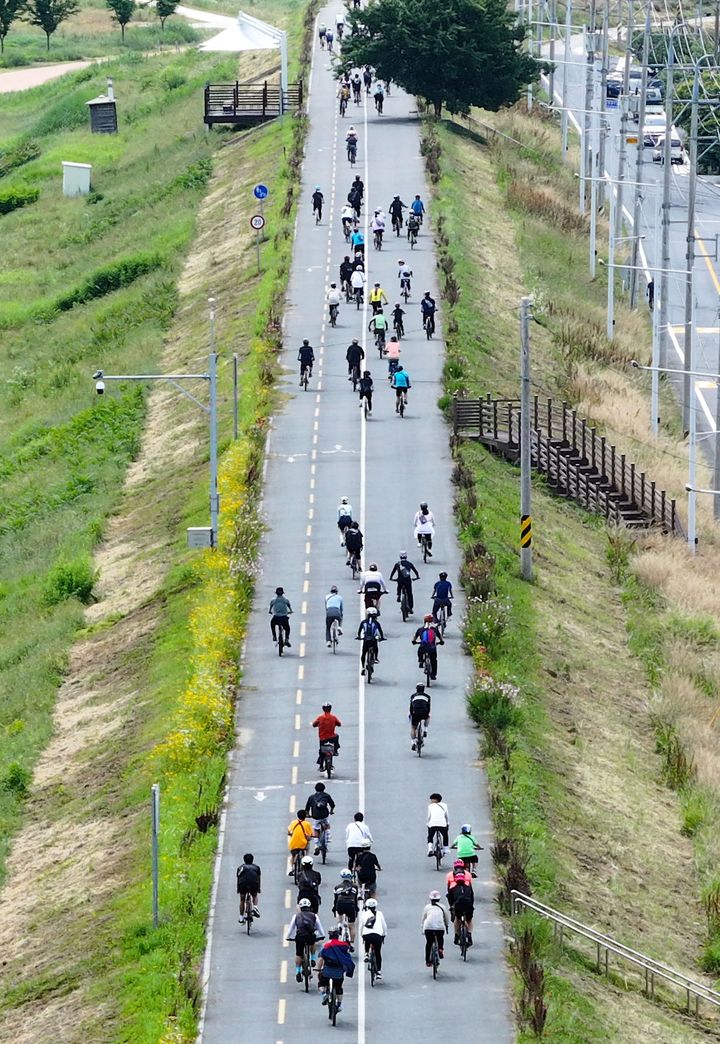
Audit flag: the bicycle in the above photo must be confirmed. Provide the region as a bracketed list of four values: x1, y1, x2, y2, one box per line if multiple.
[348, 549, 361, 579]
[327, 978, 340, 1024]
[419, 532, 432, 564]
[422, 648, 433, 688]
[239, 891, 255, 934]
[350, 362, 360, 391]
[429, 935, 441, 979]
[435, 602, 447, 638]
[343, 223, 351, 244]
[392, 214, 402, 237]
[329, 303, 338, 328]
[393, 316, 404, 339]
[347, 143, 357, 166]
[300, 365, 311, 392]
[338, 913, 351, 944]
[399, 584, 410, 622]
[362, 394, 371, 420]
[424, 312, 435, 339]
[339, 96, 348, 117]
[433, 830, 443, 870]
[277, 625, 287, 656]
[396, 389, 407, 418]
[316, 820, 330, 863]
[365, 644, 378, 683]
[374, 330, 385, 357]
[314, 207, 322, 225]
[329, 617, 340, 654]
[401, 278, 411, 303]
[408, 226, 418, 249]
[367, 940, 378, 987]
[458, 915, 470, 962]
[373, 229, 383, 251]
[319, 740, 335, 779]
[302, 942, 313, 991]
[354, 286, 364, 310]
[292, 849, 304, 884]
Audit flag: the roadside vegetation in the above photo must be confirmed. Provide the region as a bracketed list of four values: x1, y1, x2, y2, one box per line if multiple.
[424, 103, 720, 1040]
[0, 0, 314, 1037]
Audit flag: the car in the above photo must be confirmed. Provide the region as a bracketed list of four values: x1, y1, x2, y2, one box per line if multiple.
[653, 134, 685, 164]
[632, 86, 664, 122]
[606, 78, 622, 99]
[642, 113, 667, 147]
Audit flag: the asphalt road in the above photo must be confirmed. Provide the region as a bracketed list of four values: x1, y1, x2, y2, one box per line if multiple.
[550, 35, 720, 440]
[198, 10, 514, 1043]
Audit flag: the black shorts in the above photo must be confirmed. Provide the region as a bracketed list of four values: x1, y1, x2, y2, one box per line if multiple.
[334, 902, 357, 924]
[452, 900, 474, 919]
[238, 885, 258, 897]
[411, 712, 428, 727]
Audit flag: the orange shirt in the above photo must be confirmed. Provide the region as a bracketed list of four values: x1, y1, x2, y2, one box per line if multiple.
[288, 818, 313, 851]
[446, 869, 472, 890]
[313, 713, 341, 741]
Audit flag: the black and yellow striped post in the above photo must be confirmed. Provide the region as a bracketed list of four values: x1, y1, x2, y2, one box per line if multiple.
[520, 297, 534, 580]
[520, 514, 532, 550]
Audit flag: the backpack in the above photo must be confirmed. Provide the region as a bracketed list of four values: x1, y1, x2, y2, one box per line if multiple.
[297, 910, 317, 934]
[452, 882, 473, 905]
[363, 620, 379, 639]
[313, 799, 330, 820]
[399, 564, 412, 579]
[421, 626, 436, 645]
[336, 884, 357, 907]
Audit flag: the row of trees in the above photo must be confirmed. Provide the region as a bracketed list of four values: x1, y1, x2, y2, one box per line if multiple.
[0, 0, 179, 52]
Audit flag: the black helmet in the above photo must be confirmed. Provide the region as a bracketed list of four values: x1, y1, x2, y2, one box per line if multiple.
[420, 502, 428, 511]
[275, 586, 284, 595]
[439, 572, 448, 580]
[302, 338, 309, 345]
[330, 585, 338, 593]
[322, 703, 332, 711]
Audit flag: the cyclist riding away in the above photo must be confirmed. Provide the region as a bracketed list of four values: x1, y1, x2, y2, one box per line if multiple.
[373, 81, 384, 113]
[412, 614, 444, 680]
[344, 520, 363, 567]
[427, 791, 449, 856]
[359, 898, 387, 980]
[369, 282, 388, 314]
[345, 812, 373, 871]
[451, 824, 483, 877]
[407, 210, 420, 243]
[346, 126, 358, 163]
[287, 899, 325, 981]
[384, 335, 401, 377]
[338, 81, 350, 114]
[325, 586, 344, 647]
[410, 194, 426, 223]
[325, 27, 334, 51]
[390, 550, 419, 609]
[306, 781, 335, 850]
[313, 703, 341, 767]
[421, 891, 449, 967]
[389, 195, 407, 233]
[350, 266, 365, 306]
[358, 562, 387, 608]
[350, 173, 364, 204]
[368, 310, 388, 351]
[318, 22, 327, 46]
[269, 586, 292, 646]
[350, 227, 365, 259]
[432, 572, 454, 621]
[409, 684, 431, 750]
[398, 259, 413, 295]
[357, 607, 384, 675]
[337, 496, 353, 542]
[414, 501, 436, 555]
[316, 925, 355, 1011]
[363, 64, 373, 93]
[312, 186, 324, 222]
[421, 291, 436, 332]
[351, 72, 362, 103]
[339, 255, 354, 294]
[447, 866, 475, 947]
[236, 853, 261, 923]
[340, 203, 356, 239]
[358, 370, 373, 415]
[354, 838, 382, 896]
[332, 870, 359, 947]
[288, 809, 314, 873]
[327, 282, 342, 324]
[392, 301, 405, 337]
[346, 338, 365, 381]
[298, 339, 314, 386]
[391, 364, 410, 411]
[336, 16, 344, 37]
[297, 855, 322, 911]
[446, 858, 472, 891]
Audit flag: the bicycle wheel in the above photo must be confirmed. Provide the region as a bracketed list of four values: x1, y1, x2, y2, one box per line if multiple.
[245, 895, 253, 934]
[293, 851, 302, 885]
[424, 653, 432, 689]
[460, 920, 469, 962]
[352, 366, 359, 391]
[330, 308, 337, 328]
[369, 946, 377, 987]
[318, 828, 328, 864]
[422, 536, 429, 564]
[416, 727, 423, 757]
[435, 835, 443, 871]
[331, 621, 338, 653]
[303, 945, 311, 990]
[278, 630, 285, 656]
[366, 653, 374, 683]
[325, 753, 333, 779]
[329, 981, 337, 1024]
[399, 395, 405, 418]
[400, 589, 408, 622]
[431, 940, 439, 979]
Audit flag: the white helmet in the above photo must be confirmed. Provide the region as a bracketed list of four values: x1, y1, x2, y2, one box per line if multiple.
[364, 897, 377, 909]
[367, 607, 379, 617]
[341, 496, 348, 503]
[299, 897, 312, 908]
[429, 890, 441, 901]
[301, 856, 314, 866]
[340, 869, 353, 880]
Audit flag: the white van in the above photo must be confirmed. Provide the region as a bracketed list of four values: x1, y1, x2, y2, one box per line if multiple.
[642, 113, 667, 147]
[653, 134, 685, 165]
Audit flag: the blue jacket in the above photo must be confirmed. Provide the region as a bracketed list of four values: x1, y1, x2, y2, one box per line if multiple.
[319, 939, 355, 979]
[433, 580, 453, 601]
[393, 370, 410, 389]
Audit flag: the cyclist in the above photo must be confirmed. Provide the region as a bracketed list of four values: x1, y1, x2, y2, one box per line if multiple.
[410, 194, 426, 223]
[359, 898, 387, 980]
[391, 364, 410, 411]
[350, 173, 364, 204]
[358, 370, 373, 415]
[421, 891, 449, 967]
[357, 607, 384, 675]
[350, 266, 365, 306]
[337, 496, 353, 542]
[339, 255, 354, 294]
[392, 301, 405, 338]
[344, 520, 363, 567]
[384, 335, 401, 378]
[325, 585, 344, 647]
[368, 310, 388, 351]
[312, 186, 324, 222]
[318, 22, 327, 47]
[336, 16, 344, 37]
[338, 80, 350, 114]
[420, 291, 437, 333]
[298, 339, 314, 385]
[388, 194, 407, 233]
[269, 586, 292, 646]
[236, 853, 261, 923]
[432, 572, 454, 621]
[389, 550, 419, 609]
[346, 338, 365, 381]
[332, 870, 359, 947]
[398, 259, 413, 295]
[327, 282, 342, 324]
[409, 683, 431, 751]
[450, 824, 483, 877]
[288, 809, 314, 873]
[446, 858, 472, 890]
[297, 855, 322, 912]
[306, 781, 335, 849]
[350, 226, 365, 259]
[368, 282, 388, 314]
[287, 898, 325, 982]
[340, 203, 356, 240]
[351, 72, 362, 103]
[412, 613, 444, 680]
[373, 81, 384, 113]
[447, 866, 475, 947]
[346, 126, 358, 163]
[313, 703, 341, 767]
[354, 838, 382, 897]
[345, 812, 373, 870]
[414, 501, 436, 556]
[363, 64, 373, 93]
[316, 925, 355, 1010]
[371, 210, 386, 248]
[325, 27, 334, 51]
[427, 791, 449, 856]
[358, 562, 387, 608]
[407, 210, 420, 243]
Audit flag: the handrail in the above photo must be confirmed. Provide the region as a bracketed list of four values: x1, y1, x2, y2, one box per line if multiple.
[511, 892, 720, 1015]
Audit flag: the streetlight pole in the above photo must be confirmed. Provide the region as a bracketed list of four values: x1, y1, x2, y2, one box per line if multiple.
[629, 2, 652, 309]
[561, 0, 573, 159]
[660, 23, 687, 370]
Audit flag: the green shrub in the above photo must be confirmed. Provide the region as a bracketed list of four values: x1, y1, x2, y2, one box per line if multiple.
[700, 936, 720, 974]
[1, 763, 32, 796]
[465, 595, 511, 655]
[680, 788, 712, 837]
[43, 559, 97, 606]
[161, 69, 187, 91]
[51, 253, 163, 314]
[0, 185, 40, 216]
[0, 139, 40, 179]
[468, 674, 522, 732]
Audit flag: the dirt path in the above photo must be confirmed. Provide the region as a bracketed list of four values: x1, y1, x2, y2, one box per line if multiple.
[0, 61, 94, 94]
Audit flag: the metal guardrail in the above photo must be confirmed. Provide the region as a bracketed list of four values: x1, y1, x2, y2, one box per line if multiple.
[511, 891, 720, 1017]
[203, 81, 303, 125]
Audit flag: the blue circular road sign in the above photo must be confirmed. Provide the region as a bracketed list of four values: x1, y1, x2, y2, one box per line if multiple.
[254, 183, 269, 200]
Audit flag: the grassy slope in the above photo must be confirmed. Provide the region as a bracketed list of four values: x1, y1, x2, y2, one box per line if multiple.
[428, 113, 719, 1041]
[0, 3, 311, 1037]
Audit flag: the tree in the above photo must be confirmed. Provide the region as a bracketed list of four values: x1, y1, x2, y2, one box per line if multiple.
[0, 0, 26, 53]
[156, 0, 177, 31]
[340, 0, 537, 117]
[24, 0, 79, 49]
[106, 0, 134, 41]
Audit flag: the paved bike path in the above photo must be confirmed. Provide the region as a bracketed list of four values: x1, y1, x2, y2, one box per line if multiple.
[199, 10, 514, 1041]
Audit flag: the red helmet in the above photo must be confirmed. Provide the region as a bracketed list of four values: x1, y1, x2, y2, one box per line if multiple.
[453, 859, 465, 869]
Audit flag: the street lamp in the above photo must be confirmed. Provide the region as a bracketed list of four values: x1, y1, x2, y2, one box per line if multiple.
[92, 297, 220, 548]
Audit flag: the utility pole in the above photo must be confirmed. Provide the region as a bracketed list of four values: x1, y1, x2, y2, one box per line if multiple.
[683, 59, 703, 434]
[598, 1, 609, 209]
[549, 0, 557, 108]
[208, 298, 220, 546]
[714, 311, 720, 519]
[582, 1, 597, 213]
[151, 783, 160, 928]
[527, 0, 534, 112]
[715, 0, 720, 62]
[561, 0, 573, 158]
[660, 25, 682, 370]
[590, 103, 598, 276]
[630, 3, 652, 308]
[615, 2, 634, 242]
[520, 297, 533, 581]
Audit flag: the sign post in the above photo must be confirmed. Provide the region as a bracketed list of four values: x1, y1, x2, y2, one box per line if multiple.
[250, 213, 265, 274]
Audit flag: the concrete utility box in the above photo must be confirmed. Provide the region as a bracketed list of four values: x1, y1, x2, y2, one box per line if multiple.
[187, 526, 214, 549]
[87, 76, 118, 134]
[62, 161, 92, 197]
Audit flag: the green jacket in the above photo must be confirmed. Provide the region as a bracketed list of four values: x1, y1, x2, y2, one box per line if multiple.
[452, 833, 479, 858]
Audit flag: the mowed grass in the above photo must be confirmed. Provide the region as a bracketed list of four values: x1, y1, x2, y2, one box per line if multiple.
[0, 48, 240, 882]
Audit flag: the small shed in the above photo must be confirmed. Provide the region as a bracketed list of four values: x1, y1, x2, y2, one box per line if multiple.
[87, 77, 118, 134]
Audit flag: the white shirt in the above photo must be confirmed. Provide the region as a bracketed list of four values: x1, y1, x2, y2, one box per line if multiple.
[346, 820, 373, 847]
[337, 502, 353, 520]
[413, 509, 436, 528]
[359, 569, 386, 592]
[341, 205, 355, 222]
[414, 516, 435, 536]
[359, 908, 388, 937]
[326, 593, 343, 612]
[398, 267, 413, 282]
[350, 270, 366, 289]
[327, 288, 342, 306]
[427, 801, 449, 829]
[421, 902, 449, 932]
[371, 216, 385, 232]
